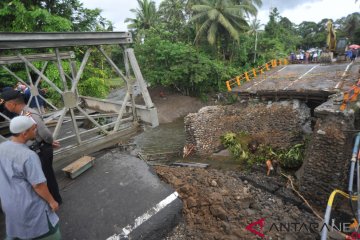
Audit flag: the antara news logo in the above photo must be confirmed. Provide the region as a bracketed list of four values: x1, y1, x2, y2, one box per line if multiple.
[245, 218, 360, 239]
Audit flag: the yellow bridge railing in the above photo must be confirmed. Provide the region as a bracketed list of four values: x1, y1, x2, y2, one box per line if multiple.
[340, 77, 360, 111]
[225, 58, 288, 91]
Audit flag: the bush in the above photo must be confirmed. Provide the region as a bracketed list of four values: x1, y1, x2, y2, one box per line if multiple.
[220, 131, 306, 169]
[277, 143, 305, 169]
[135, 29, 240, 96]
[78, 77, 109, 98]
[221, 132, 250, 161]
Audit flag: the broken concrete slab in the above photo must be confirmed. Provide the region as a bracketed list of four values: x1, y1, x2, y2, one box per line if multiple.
[58, 150, 182, 240]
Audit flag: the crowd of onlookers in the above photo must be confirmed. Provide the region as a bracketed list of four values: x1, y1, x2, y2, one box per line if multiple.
[289, 45, 359, 64]
[0, 75, 62, 239]
[289, 48, 322, 64]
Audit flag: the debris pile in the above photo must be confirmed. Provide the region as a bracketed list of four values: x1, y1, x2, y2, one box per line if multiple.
[155, 166, 319, 240]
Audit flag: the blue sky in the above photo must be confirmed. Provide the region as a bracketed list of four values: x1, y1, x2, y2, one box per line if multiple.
[80, 0, 360, 31]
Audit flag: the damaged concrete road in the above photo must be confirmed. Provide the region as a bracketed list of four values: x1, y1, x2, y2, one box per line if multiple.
[56, 150, 183, 240]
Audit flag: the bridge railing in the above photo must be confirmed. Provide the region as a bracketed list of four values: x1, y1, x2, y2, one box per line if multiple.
[340, 77, 360, 111]
[225, 58, 288, 91]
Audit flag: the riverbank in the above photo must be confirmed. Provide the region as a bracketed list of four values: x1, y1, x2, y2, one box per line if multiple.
[145, 88, 321, 239]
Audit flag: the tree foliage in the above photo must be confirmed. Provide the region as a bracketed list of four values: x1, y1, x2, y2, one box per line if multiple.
[190, 0, 250, 45]
[125, 0, 158, 41]
[262, 8, 300, 56]
[0, 0, 112, 32]
[1, 0, 359, 99]
[134, 29, 239, 96]
[123, 1, 359, 96]
[0, 0, 72, 32]
[158, 0, 192, 42]
[336, 12, 360, 44]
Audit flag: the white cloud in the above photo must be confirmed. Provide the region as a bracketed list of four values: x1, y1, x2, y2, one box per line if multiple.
[259, 0, 359, 26]
[280, 0, 360, 24]
[80, 0, 162, 31]
[80, 0, 360, 31]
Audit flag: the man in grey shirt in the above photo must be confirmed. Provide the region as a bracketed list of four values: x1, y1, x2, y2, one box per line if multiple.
[0, 89, 62, 204]
[0, 116, 60, 239]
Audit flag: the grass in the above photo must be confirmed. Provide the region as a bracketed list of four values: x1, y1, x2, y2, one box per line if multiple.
[107, 77, 126, 88]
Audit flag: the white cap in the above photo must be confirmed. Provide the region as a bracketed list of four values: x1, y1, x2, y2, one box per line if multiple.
[10, 116, 35, 134]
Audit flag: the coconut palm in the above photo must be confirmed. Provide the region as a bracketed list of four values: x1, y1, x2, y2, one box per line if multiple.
[191, 0, 252, 45]
[158, 0, 191, 41]
[247, 17, 263, 62]
[233, 0, 261, 16]
[159, 0, 187, 24]
[125, 0, 157, 31]
[247, 17, 262, 35]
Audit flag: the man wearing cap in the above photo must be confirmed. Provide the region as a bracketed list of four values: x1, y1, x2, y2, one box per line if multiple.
[0, 87, 17, 121]
[0, 89, 62, 204]
[0, 116, 60, 239]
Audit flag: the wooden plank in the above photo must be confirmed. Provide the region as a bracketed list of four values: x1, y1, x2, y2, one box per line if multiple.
[62, 156, 95, 179]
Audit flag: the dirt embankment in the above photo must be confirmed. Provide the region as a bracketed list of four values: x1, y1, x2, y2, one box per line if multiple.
[148, 87, 207, 124]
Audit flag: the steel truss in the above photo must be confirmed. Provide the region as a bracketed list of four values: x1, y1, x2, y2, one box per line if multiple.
[0, 32, 158, 166]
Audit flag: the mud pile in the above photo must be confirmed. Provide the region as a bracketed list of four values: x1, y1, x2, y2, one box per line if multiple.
[155, 166, 320, 240]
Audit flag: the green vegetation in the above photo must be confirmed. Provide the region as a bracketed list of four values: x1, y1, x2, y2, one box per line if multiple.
[221, 132, 306, 169]
[277, 143, 305, 169]
[0, 0, 115, 101]
[134, 29, 239, 95]
[127, 0, 360, 97]
[107, 78, 126, 88]
[0, 0, 359, 102]
[0, 0, 353, 167]
[221, 132, 251, 160]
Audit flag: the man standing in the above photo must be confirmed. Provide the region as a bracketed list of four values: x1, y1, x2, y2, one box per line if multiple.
[0, 89, 62, 204]
[0, 116, 60, 239]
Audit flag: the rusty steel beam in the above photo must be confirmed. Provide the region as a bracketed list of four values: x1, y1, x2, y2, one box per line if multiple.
[0, 32, 132, 49]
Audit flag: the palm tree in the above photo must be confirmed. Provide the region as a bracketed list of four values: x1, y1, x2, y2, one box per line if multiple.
[125, 0, 157, 31]
[247, 17, 263, 63]
[247, 17, 261, 35]
[233, 0, 261, 16]
[159, 0, 187, 24]
[191, 0, 251, 45]
[158, 0, 191, 41]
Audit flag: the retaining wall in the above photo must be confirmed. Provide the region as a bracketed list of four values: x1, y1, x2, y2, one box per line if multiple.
[184, 100, 311, 155]
[297, 100, 355, 205]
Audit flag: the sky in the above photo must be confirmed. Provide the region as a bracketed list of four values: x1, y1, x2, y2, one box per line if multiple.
[80, 0, 360, 31]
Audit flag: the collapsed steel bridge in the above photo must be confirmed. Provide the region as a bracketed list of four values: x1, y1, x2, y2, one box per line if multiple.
[0, 32, 158, 168]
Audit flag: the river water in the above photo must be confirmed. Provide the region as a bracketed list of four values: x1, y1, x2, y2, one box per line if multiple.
[131, 117, 243, 171]
[133, 117, 185, 153]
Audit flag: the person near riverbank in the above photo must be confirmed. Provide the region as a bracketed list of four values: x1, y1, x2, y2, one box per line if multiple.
[0, 116, 60, 239]
[0, 89, 62, 204]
